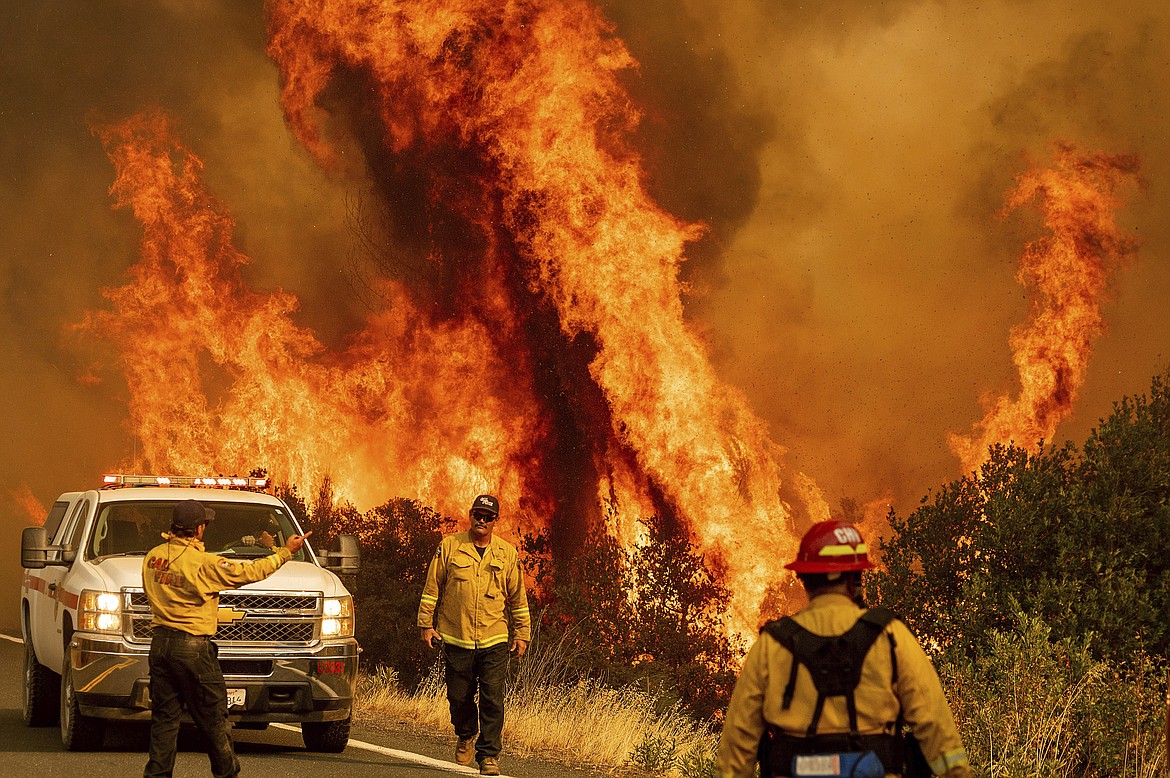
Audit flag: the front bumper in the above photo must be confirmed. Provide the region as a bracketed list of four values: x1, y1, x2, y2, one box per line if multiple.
[69, 634, 359, 723]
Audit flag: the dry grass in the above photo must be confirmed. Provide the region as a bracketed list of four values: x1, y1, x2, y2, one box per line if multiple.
[356, 635, 720, 777]
[514, 679, 720, 772]
[358, 665, 449, 730]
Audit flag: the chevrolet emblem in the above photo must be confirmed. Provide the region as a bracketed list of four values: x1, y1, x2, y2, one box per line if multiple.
[217, 608, 247, 624]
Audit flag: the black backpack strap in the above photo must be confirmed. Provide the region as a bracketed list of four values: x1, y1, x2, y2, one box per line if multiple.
[855, 607, 898, 737]
[871, 609, 910, 767]
[761, 617, 803, 710]
[857, 606, 896, 630]
[860, 607, 900, 702]
[888, 629, 899, 685]
[761, 608, 899, 737]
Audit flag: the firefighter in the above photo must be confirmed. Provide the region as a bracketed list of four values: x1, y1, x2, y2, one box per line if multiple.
[716, 520, 971, 778]
[417, 494, 531, 777]
[142, 499, 310, 778]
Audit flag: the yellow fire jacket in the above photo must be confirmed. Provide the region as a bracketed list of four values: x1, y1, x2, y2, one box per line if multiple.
[143, 533, 292, 636]
[416, 531, 531, 649]
[717, 593, 971, 778]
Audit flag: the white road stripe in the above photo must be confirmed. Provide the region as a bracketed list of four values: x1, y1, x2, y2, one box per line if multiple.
[0, 634, 23, 644]
[271, 722, 516, 776]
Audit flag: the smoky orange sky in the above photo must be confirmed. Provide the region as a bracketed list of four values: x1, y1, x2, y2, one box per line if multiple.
[2, 1, 1168, 630]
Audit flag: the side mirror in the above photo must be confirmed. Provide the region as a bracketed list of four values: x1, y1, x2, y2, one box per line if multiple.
[21, 527, 50, 569]
[319, 534, 360, 575]
[22, 528, 74, 568]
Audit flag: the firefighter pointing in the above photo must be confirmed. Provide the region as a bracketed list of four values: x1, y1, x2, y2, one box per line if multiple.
[142, 499, 310, 778]
[717, 520, 971, 778]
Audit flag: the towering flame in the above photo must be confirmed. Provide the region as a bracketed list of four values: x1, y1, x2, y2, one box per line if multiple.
[266, 0, 832, 632]
[85, 111, 551, 531]
[948, 143, 1141, 473]
[82, 0, 828, 640]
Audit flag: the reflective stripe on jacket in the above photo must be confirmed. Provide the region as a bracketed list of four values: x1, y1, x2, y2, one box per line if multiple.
[717, 593, 971, 778]
[143, 534, 291, 636]
[416, 531, 531, 649]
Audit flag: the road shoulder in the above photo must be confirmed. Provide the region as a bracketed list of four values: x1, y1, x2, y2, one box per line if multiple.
[351, 709, 648, 778]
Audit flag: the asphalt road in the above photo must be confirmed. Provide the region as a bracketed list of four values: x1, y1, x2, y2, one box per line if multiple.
[0, 633, 603, 778]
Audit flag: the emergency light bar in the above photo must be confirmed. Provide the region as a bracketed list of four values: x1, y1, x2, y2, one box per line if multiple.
[102, 474, 269, 489]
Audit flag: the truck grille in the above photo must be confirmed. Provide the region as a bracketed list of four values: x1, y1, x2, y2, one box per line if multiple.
[125, 589, 321, 645]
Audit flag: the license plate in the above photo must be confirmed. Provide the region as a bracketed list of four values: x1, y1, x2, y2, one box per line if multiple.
[226, 688, 246, 708]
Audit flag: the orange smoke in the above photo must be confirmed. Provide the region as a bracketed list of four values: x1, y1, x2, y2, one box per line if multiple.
[79, 0, 830, 641]
[948, 142, 1141, 473]
[9, 484, 47, 525]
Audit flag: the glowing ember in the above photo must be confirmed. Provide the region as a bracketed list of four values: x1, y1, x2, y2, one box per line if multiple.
[949, 142, 1140, 473]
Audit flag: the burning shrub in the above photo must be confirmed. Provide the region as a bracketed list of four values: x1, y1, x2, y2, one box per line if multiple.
[522, 513, 743, 720]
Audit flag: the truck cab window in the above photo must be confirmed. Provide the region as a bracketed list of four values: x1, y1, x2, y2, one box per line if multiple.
[58, 498, 91, 559]
[42, 500, 71, 543]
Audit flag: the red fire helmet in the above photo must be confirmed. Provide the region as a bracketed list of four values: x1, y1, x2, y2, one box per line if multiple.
[785, 519, 875, 574]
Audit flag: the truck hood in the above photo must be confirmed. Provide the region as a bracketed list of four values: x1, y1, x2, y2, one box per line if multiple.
[90, 556, 348, 597]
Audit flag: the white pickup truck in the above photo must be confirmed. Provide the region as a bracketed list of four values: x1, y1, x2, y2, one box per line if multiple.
[19, 474, 360, 753]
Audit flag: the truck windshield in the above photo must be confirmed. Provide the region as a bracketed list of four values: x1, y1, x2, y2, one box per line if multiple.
[90, 501, 308, 561]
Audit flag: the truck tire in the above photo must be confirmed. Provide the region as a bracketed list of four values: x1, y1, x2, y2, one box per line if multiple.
[23, 639, 60, 727]
[301, 717, 350, 753]
[60, 658, 105, 750]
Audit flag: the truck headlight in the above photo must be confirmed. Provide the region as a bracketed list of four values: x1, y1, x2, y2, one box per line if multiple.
[321, 596, 353, 638]
[79, 590, 123, 634]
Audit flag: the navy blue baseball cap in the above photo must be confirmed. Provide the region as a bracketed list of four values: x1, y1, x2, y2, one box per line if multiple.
[172, 499, 215, 529]
[470, 494, 499, 515]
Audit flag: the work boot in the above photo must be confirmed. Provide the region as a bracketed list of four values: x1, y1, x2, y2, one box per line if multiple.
[455, 736, 476, 766]
[479, 756, 501, 776]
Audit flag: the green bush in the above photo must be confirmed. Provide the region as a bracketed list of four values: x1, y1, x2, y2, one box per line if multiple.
[937, 608, 1164, 777]
[869, 369, 1170, 666]
[628, 732, 681, 773]
[868, 369, 1170, 777]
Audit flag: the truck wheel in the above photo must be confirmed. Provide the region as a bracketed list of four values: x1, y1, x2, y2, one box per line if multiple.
[302, 717, 350, 753]
[60, 658, 105, 750]
[23, 639, 60, 727]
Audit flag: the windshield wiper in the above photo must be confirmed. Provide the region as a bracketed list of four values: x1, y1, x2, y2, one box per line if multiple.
[96, 551, 148, 561]
[218, 548, 274, 558]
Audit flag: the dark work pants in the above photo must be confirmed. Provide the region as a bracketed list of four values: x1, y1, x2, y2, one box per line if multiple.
[444, 642, 509, 760]
[144, 627, 239, 778]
